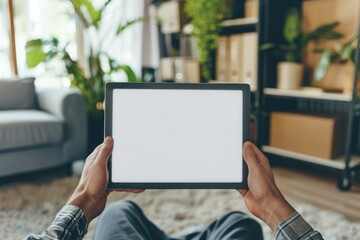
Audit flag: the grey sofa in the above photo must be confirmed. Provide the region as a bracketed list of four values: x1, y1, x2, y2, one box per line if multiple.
[0, 78, 87, 177]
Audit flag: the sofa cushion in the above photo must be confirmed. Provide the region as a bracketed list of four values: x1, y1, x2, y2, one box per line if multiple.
[0, 110, 64, 152]
[0, 77, 37, 110]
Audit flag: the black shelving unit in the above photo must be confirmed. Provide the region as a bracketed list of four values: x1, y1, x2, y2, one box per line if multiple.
[156, 0, 360, 191]
[256, 0, 360, 191]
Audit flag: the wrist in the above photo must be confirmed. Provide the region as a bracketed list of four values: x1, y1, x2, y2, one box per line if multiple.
[262, 194, 295, 231]
[67, 190, 94, 223]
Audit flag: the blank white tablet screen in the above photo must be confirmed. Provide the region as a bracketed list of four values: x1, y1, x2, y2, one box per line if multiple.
[112, 89, 243, 183]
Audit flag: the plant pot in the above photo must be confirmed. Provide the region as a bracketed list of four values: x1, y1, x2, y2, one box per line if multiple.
[87, 111, 104, 154]
[277, 62, 304, 90]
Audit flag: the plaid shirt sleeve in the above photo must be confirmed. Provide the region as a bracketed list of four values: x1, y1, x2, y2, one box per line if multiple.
[24, 205, 88, 240]
[274, 212, 324, 240]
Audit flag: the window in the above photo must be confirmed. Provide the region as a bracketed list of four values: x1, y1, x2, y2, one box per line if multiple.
[13, 0, 77, 87]
[0, 0, 12, 78]
[0, 0, 77, 86]
[1, 0, 147, 85]
[99, 0, 145, 79]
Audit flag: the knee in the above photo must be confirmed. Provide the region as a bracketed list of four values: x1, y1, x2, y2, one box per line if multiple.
[223, 211, 250, 221]
[221, 212, 263, 239]
[103, 200, 142, 218]
[223, 211, 262, 230]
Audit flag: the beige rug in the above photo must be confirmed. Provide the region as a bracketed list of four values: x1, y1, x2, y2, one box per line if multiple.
[0, 176, 359, 240]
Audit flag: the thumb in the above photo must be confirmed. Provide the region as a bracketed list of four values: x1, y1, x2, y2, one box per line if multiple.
[94, 136, 114, 167]
[243, 141, 261, 171]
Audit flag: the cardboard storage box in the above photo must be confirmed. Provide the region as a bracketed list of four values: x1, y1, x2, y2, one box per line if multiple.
[310, 63, 356, 95]
[245, 0, 259, 18]
[302, 0, 359, 92]
[270, 112, 347, 159]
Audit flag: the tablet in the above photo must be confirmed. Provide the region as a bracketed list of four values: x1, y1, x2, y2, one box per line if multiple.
[105, 83, 250, 189]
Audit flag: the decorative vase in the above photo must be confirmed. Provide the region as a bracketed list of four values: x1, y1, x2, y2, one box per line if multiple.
[277, 62, 304, 90]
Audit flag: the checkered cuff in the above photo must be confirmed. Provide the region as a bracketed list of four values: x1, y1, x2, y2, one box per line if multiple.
[274, 212, 323, 240]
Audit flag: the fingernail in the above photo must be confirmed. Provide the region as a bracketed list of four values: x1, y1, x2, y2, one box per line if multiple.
[104, 137, 112, 144]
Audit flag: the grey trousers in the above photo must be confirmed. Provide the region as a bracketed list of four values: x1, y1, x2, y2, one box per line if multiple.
[93, 200, 263, 240]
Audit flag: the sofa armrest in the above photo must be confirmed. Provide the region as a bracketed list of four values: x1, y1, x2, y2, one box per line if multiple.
[36, 88, 87, 162]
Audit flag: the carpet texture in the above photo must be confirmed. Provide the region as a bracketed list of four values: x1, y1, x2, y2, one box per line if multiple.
[0, 177, 359, 240]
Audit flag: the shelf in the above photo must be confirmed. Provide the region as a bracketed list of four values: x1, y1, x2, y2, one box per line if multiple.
[221, 17, 258, 27]
[262, 145, 360, 170]
[220, 17, 258, 35]
[183, 18, 258, 35]
[264, 88, 352, 102]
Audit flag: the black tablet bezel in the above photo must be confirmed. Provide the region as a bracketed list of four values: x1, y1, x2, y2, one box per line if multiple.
[105, 82, 250, 189]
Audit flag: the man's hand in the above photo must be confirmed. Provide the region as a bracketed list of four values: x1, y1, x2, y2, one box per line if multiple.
[238, 142, 295, 231]
[67, 137, 142, 223]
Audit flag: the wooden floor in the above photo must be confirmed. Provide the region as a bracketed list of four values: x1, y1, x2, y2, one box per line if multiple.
[273, 166, 360, 222]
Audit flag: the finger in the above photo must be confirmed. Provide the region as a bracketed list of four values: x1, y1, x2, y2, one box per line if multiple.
[249, 143, 271, 169]
[238, 189, 247, 197]
[106, 190, 111, 196]
[94, 136, 114, 167]
[110, 189, 145, 193]
[244, 142, 274, 181]
[124, 189, 145, 193]
[243, 142, 261, 169]
[83, 145, 101, 169]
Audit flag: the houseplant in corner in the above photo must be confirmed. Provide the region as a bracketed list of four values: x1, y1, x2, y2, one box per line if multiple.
[261, 8, 343, 90]
[184, 0, 229, 82]
[26, 0, 141, 152]
[314, 34, 359, 96]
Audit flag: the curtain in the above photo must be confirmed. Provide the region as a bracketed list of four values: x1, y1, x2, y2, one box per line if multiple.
[95, 0, 159, 81]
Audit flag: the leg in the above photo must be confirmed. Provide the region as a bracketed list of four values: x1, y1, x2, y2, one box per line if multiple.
[180, 211, 263, 240]
[93, 200, 170, 240]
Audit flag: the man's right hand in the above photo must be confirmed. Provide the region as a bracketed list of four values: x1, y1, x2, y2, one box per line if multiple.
[238, 142, 295, 231]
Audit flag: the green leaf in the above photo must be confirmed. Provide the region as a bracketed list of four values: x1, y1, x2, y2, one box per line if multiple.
[320, 31, 344, 40]
[303, 22, 342, 46]
[283, 8, 301, 44]
[101, 0, 113, 12]
[25, 40, 48, 68]
[315, 50, 331, 81]
[108, 57, 138, 82]
[69, 0, 101, 28]
[341, 44, 354, 61]
[185, 0, 228, 80]
[25, 38, 59, 68]
[312, 22, 339, 35]
[118, 65, 138, 82]
[259, 43, 277, 51]
[340, 34, 358, 61]
[116, 17, 144, 36]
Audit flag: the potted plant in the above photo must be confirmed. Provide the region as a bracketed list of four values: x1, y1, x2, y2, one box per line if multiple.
[26, 0, 142, 152]
[261, 8, 343, 90]
[314, 34, 359, 96]
[184, 0, 229, 82]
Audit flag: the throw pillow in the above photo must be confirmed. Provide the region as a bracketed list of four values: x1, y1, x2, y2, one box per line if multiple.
[0, 77, 37, 110]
